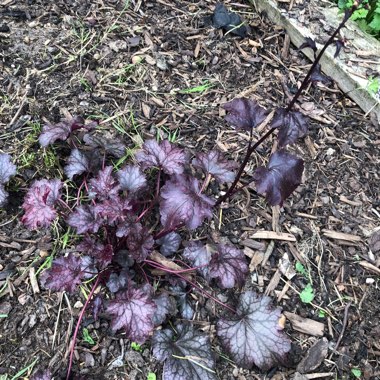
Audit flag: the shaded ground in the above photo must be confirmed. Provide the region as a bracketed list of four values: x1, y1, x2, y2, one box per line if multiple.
[1, 0, 379, 379]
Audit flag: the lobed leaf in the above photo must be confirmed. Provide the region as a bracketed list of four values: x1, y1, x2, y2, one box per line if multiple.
[310, 63, 333, 85]
[40, 255, 95, 293]
[67, 205, 103, 234]
[106, 287, 156, 344]
[192, 150, 237, 183]
[253, 150, 304, 206]
[271, 108, 308, 148]
[223, 98, 267, 130]
[152, 324, 217, 380]
[94, 195, 131, 225]
[160, 175, 214, 230]
[156, 232, 182, 256]
[127, 225, 154, 262]
[0, 153, 17, 184]
[217, 291, 291, 370]
[117, 165, 147, 194]
[209, 244, 248, 288]
[106, 270, 129, 293]
[299, 37, 317, 52]
[88, 166, 119, 200]
[183, 241, 211, 280]
[136, 139, 187, 175]
[153, 292, 177, 326]
[77, 237, 114, 268]
[64, 149, 90, 180]
[21, 179, 62, 229]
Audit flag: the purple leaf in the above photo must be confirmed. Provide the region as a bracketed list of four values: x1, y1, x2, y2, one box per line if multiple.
[38, 116, 82, 148]
[217, 291, 291, 370]
[117, 165, 147, 194]
[271, 108, 308, 148]
[253, 150, 304, 206]
[136, 139, 187, 175]
[21, 179, 62, 229]
[106, 287, 156, 344]
[64, 149, 90, 180]
[299, 37, 317, 52]
[152, 324, 217, 380]
[40, 255, 95, 293]
[160, 175, 215, 230]
[106, 270, 129, 293]
[310, 63, 332, 86]
[209, 244, 248, 288]
[334, 39, 345, 58]
[92, 295, 103, 321]
[127, 225, 154, 262]
[67, 205, 103, 234]
[178, 294, 195, 320]
[77, 237, 113, 268]
[94, 195, 131, 224]
[156, 232, 182, 256]
[83, 133, 126, 158]
[223, 98, 267, 130]
[31, 369, 52, 380]
[88, 166, 119, 200]
[0, 186, 8, 207]
[116, 218, 140, 238]
[183, 241, 211, 280]
[0, 153, 16, 207]
[192, 150, 237, 183]
[153, 292, 177, 326]
[0, 153, 17, 184]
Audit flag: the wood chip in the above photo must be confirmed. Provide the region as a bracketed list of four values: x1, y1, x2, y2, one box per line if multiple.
[240, 239, 266, 251]
[339, 195, 362, 206]
[322, 229, 361, 242]
[265, 269, 281, 296]
[150, 251, 193, 280]
[358, 260, 380, 275]
[284, 311, 325, 336]
[29, 267, 40, 294]
[250, 231, 296, 241]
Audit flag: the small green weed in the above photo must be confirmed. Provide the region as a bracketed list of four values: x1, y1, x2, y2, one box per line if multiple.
[351, 368, 362, 378]
[367, 76, 380, 95]
[295, 261, 315, 304]
[337, 0, 380, 38]
[179, 81, 213, 94]
[82, 327, 96, 345]
[131, 342, 143, 352]
[147, 373, 157, 380]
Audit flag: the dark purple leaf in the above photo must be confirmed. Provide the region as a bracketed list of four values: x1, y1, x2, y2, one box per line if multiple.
[116, 218, 140, 238]
[310, 63, 332, 86]
[334, 39, 345, 58]
[64, 149, 90, 180]
[156, 232, 182, 256]
[153, 292, 177, 326]
[160, 175, 214, 230]
[106, 270, 129, 293]
[299, 37, 317, 52]
[127, 225, 154, 262]
[271, 108, 308, 148]
[77, 237, 113, 268]
[192, 150, 237, 183]
[94, 195, 131, 224]
[88, 166, 119, 200]
[39, 117, 80, 148]
[31, 369, 52, 380]
[136, 139, 187, 175]
[83, 133, 126, 158]
[40, 255, 95, 293]
[117, 165, 147, 194]
[209, 244, 248, 288]
[211, 3, 248, 38]
[0, 153, 17, 184]
[92, 295, 103, 321]
[106, 287, 156, 344]
[223, 98, 267, 130]
[152, 324, 217, 380]
[217, 291, 291, 370]
[253, 150, 304, 206]
[21, 179, 62, 229]
[67, 205, 103, 234]
[183, 241, 211, 280]
[178, 294, 195, 320]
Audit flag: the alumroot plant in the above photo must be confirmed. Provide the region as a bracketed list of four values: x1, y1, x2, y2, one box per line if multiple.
[0, 2, 362, 379]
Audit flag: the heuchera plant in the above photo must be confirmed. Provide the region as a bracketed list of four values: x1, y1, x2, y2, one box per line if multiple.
[1, 3, 362, 379]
